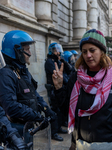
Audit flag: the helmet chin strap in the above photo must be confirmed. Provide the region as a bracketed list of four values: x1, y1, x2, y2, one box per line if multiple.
[14, 45, 31, 57]
[14, 46, 31, 64]
[22, 50, 31, 57]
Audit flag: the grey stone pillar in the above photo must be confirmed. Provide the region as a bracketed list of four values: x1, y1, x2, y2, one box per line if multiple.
[88, 0, 97, 29]
[35, 0, 55, 27]
[51, 0, 58, 29]
[72, 0, 87, 41]
[69, 0, 73, 42]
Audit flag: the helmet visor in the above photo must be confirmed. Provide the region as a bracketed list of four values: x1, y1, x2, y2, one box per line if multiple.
[0, 51, 6, 69]
[54, 44, 63, 53]
[69, 55, 75, 65]
[21, 41, 35, 46]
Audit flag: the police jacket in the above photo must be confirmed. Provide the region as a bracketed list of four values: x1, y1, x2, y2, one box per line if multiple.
[54, 70, 112, 143]
[45, 54, 70, 109]
[0, 61, 49, 123]
[45, 54, 69, 86]
[0, 106, 17, 135]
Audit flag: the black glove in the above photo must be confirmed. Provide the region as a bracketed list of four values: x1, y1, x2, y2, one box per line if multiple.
[39, 117, 49, 130]
[45, 107, 56, 122]
[35, 112, 49, 130]
[35, 112, 45, 123]
[8, 132, 28, 150]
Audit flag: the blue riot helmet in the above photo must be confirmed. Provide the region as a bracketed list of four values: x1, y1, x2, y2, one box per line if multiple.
[70, 50, 78, 55]
[1, 30, 35, 64]
[48, 42, 63, 55]
[62, 51, 73, 62]
[70, 50, 78, 61]
[62, 51, 75, 65]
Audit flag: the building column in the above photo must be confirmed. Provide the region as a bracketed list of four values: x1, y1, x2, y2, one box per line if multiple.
[69, 0, 73, 42]
[51, 0, 58, 29]
[72, 0, 87, 41]
[35, 0, 55, 27]
[88, 0, 97, 29]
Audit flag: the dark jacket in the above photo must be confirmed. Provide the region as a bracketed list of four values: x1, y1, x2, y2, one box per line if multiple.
[45, 54, 69, 86]
[54, 71, 112, 143]
[0, 106, 17, 135]
[0, 62, 49, 123]
[45, 54, 70, 109]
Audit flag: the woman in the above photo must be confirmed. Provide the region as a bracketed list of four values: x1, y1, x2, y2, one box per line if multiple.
[52, 29, 112, 150]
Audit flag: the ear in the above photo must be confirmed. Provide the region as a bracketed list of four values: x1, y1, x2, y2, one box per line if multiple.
[101, 51, 104, 57]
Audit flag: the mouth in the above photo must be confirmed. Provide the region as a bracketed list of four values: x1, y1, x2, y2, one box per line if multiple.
[87, 60, 93, 62]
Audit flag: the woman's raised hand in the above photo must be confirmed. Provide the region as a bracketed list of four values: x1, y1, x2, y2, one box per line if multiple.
[52, 62, 64, 90]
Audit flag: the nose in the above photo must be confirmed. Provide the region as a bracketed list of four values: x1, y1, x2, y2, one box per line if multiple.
[86, 51, 91, 57]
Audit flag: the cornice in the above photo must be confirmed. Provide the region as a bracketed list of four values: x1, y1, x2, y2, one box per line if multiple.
[0, 4, 65, 39]
[48, 27, 66, 38]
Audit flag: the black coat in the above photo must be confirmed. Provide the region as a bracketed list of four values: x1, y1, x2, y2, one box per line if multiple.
[54, 71, 112, 143]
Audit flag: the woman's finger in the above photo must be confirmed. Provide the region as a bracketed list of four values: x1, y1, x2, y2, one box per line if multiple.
[54, 62, 59, 72]
[52, 74, 57, 79]
[53, 70, 57, 76]
[59, 63, 64, 73]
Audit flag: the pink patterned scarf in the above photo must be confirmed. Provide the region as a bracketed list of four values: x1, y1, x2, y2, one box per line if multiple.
[68, 66, 112, 134]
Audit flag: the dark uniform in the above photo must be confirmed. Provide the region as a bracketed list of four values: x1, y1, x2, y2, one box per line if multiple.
[0, 106, 16, 137]
[45, 54, 69, 85]
[0, 106, 27, 149]
[45, 54, 68, 140]
[0, 30, 56, 147]
[0, 61, 55, 144]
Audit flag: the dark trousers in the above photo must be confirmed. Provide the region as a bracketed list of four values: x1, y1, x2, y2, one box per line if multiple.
[51, 107, 62, 135]
[46, 86, 63, 136]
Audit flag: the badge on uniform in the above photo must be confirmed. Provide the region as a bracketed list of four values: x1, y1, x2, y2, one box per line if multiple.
[24, 88, 30, 93]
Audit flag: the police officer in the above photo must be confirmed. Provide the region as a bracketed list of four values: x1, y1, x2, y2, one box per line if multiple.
[61, 51, 76, 75]
[0, 30, 56, 147]
[45, 43, 70, 86]
[0, 52, 27, 150]
[0, 106, 27, 150]
[45, 43, 68, 141]
[59, 51, 76, 127]
[70, 50, 78, 62]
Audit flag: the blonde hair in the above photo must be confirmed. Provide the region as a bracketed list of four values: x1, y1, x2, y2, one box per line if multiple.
[75, 51, 112, 70]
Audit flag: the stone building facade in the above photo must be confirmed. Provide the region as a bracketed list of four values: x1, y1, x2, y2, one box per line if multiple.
[0, 0, 110, 96]
[109, 0, 112, 36]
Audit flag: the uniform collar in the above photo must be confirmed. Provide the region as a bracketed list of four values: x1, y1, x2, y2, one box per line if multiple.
[12, 61, 27, 75]
[47, 54, 59, 62]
